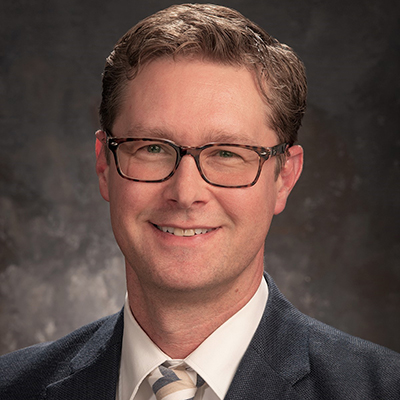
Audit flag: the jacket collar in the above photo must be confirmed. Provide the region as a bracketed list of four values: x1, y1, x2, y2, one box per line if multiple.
[225, 273, 310, 399]
[45, 310, 124, 400]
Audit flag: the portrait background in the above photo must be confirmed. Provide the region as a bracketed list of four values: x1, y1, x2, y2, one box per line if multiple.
[1, 0, 399, 355]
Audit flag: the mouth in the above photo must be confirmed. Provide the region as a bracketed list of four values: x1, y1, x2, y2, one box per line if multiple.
[154, 224, 215, 237]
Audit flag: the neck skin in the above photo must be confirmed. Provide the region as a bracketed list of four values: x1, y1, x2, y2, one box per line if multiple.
[125, 259, 264, 359]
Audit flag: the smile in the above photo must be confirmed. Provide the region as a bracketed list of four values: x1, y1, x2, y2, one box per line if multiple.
[155, 225, 215, 237]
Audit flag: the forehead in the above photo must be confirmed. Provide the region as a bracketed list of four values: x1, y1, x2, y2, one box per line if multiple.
[114, 58, 275, 146]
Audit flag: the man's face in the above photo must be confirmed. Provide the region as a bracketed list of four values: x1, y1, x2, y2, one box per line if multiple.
[96, 58, 301, 296]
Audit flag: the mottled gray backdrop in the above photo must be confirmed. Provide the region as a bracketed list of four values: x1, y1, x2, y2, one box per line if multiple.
[1, 0, 399, 355]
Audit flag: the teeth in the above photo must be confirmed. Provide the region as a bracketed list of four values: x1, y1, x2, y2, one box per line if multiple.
[174, 228, 184, 237]
[157, 226, 212, 236]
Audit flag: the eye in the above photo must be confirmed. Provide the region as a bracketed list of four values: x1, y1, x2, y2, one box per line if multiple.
[133, 141, 175, 159]
[218, 150, 236, 158]
[203, 146, 258, 167]
[213, 148, 244, 161]
[147, 144, 162, 153]
[136, 142, 171, 155]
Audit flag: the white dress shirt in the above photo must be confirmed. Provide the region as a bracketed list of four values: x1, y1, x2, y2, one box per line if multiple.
[116, 277, 268, 400]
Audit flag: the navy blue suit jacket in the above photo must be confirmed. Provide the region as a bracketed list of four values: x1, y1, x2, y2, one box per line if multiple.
[1, 273, 399, 399]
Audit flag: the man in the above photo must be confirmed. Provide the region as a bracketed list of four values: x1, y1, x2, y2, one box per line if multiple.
[1, 3, 399, 399]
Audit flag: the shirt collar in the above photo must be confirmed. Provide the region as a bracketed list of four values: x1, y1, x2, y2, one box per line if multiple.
[185, 277, 268, 398]
[118, 296, 169, 400]
[118, 276, 268, 400]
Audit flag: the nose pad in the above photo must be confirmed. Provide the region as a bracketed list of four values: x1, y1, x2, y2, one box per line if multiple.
[172, 154, 203, 183]
[164, 154, 208, 208]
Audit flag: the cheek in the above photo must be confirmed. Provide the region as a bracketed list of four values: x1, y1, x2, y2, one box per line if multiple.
[219, 184, 277, 230]
[108, 175, 163, 227]
[107, 174, 140, 234]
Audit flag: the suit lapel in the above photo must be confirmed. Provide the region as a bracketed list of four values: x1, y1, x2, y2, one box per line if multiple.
[45, 310, 124, 400]
[224, 348, 304, 400]
[225, 273, 310, 400]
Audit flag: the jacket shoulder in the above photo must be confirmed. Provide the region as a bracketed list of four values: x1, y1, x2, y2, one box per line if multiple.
[249, 274, 400, 399]
[0, 311, 122, 400]
[298, 313, 400, 398]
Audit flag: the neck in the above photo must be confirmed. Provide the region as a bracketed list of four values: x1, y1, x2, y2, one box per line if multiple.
[126, 266, 263, 359]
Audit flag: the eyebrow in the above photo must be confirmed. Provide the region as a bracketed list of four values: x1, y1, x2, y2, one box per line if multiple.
[124, 126, 169, 139]
[121, 125, 261, 146]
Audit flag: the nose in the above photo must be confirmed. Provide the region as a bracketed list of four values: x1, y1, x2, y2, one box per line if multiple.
[162, 154, 210, 209]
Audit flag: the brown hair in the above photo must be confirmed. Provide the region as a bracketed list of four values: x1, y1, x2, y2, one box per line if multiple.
[99, 3, 307, 170]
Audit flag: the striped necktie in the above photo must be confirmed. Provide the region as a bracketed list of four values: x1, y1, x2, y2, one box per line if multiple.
[147, 364, 205, 400]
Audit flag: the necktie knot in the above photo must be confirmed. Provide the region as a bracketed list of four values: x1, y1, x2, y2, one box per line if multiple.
[147, 364, 205, 400]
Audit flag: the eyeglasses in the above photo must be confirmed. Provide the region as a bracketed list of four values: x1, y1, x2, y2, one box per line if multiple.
[104, 132, 288, 188]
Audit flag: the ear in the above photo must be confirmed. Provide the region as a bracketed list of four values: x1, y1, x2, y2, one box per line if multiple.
[95, 130, 110, 202]
[274, 145, 303, 215]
